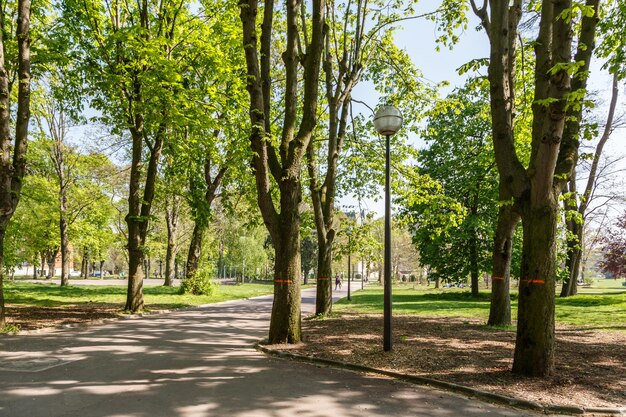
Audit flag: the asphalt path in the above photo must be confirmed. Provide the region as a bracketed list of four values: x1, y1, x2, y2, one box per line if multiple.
[0, 288, 539, 417]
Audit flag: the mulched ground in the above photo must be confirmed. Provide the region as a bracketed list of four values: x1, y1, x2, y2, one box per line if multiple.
[4, 304, 124, 331]
[268, 313, 626, 409]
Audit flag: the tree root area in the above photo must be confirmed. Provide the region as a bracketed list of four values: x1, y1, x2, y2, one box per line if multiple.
[270, 313, 626, 408]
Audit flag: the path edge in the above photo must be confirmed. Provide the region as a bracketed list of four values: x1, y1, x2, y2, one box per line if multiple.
[256, 342, 626, 417]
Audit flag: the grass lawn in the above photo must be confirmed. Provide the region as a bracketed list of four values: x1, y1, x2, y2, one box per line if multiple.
[3, 281, 276, 311]
[337, 283, 626, 330]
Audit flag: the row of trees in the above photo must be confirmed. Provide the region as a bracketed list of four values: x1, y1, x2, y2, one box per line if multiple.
[0, 0, 624, 378]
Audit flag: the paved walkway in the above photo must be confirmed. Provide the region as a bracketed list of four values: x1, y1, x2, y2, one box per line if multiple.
[0, 289, 538, 417]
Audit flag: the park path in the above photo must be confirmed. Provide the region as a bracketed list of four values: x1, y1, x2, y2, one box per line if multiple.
[0, 288, 538, 417]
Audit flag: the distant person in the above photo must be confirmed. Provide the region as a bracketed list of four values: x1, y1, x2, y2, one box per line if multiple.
[335, 274, 342, 290]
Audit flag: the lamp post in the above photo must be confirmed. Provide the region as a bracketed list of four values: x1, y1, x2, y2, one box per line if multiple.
[347, 229, 351, 301]
[373, 105, 403, 352]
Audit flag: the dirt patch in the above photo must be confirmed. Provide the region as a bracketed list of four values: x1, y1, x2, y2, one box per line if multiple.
[269, 313, 626, 409]
[5, 304, 124, 331]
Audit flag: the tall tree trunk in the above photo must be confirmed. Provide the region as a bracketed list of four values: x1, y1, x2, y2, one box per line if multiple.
[47, 250, 56, 279]
[560, 180, 583, 297]
[186, 223, 204, 280]
[561, 74, 618, 298]
[32, 254, 37, 279]
[81, 248, 88, 279]
[124, 125, 163, 311]
[240, 0, 324, 344]
[469, 232, 479, 297]
[315, 238, 333, 315]
[164, 200, 179, 286]
[186, 156, 227, 281]
[488, 204, 519, 326]
[0, 0, 32, 326]
[126, 245, 144, 311]
[269, 192, 302, 343]
[59, 197, 69, 286]
[40, 253, 46, 277]
[0, 225, 7, 327]
[125, 130, 147, 311]
[217, 237, 224, 279]
[512, 202, 558, 376]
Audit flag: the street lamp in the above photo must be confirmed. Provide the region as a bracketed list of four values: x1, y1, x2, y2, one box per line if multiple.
[345, 211, 356, 302]
[347, 227, 352, 302]
[373, 105, 403, 352]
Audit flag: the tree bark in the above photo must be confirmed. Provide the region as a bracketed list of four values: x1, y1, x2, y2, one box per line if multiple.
[186, 223, 204, 280]
[81, 247, 88, 279]
[124, 115, 164, 311]
[126, 246, 144, 311]
[513, 202, 558, 376]
[164, 198, 180, 286]
[315, 236, 333, 315]
[468, 214, 480, 297]
[561, 177, 581, 297]
[488, 204, 519, 326]
[47, 250, 56, 279]
[40, 253, 46, 277]
[59, 194, 70, 286]
[269, 187, 302, 343]
[0, 0, 31, 327]
[240, 0, 324, 343]
[472, 0, 599, 377]
[0, 224, 7, 327]
[561, 73, 618, 297]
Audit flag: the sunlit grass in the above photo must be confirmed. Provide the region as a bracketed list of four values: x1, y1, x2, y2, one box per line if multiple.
[3, 281, 276, 311]
[336, 283, 626, 330]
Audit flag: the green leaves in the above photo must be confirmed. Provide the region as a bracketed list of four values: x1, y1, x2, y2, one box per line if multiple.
[398, 79, 498, 282]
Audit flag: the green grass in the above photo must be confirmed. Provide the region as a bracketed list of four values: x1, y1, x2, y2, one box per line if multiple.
[337, 284, 626, 330]
[3, 281, 276, 311]
[578, 278, 626, 294]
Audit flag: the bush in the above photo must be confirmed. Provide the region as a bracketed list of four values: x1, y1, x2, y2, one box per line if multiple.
[179, 266, 217, 296]
[1, 323, 21, 334]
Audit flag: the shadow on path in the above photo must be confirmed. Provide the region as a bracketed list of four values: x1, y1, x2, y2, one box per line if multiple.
[0, 291, 534, 417]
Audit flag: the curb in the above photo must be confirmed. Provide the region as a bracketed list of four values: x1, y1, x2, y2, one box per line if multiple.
[256, 343, 626, 416]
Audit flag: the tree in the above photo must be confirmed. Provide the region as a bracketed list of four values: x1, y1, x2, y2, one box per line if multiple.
[306, 0, 425, 315]
[560, 0, 626, 296]
[471, 0, 601, 376]
[405, 80, 498, 297]
[32, 80, 81, 286]
[561, 73, 620, 296]
[62, 0, 205, 312]
[600, 211, 626, 279]
[239, 0, 326, 343]
[0, 0, 32, 327]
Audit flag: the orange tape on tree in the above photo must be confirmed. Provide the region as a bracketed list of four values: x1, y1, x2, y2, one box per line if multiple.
[491, 276, 505, 281]
[521, 279, 545, 284]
